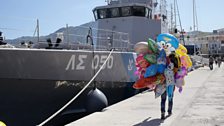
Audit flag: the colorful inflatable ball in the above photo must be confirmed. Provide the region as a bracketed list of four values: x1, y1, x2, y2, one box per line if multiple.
[176, 43, 188, 56]
[176, 67, 187, 78]
[148, 38, 159, 53]
[134, 41, 149, 54]
[157, 33, 179, 49]
[157, 49, 167, 73]
[144, 54, 157, 64]
[133, 74, 165, 89]
[136, 54, 150, 69]
[180, 55, 192, 68]
[0, 121, 6, 126]
[154, 83, 166, 98]
[175, 78, 185, 88]
[144, 64, 158, 78]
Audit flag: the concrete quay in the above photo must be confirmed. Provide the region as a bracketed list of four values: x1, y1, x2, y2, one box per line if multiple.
[67, 64, 224, 126]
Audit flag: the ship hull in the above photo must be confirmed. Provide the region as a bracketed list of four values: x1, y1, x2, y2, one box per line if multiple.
[0, 48, 139, 125]
[0, 48, 137, 82]
[0, 78, 139, 125]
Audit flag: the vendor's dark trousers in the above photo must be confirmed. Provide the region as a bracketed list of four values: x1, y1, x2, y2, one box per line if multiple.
[161, 91, 173, 114]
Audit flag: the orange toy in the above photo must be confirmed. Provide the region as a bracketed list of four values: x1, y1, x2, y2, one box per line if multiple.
[133, 74, 165, 89]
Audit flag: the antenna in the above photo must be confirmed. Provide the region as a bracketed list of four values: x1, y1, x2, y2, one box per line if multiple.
[193, 0, 198, 31]
[174, 0, 177, 29]
[193, 0, 199, 55]
[173, 0, 185, 45]
[33, 19, 40, 43]
[66, 24, 69, 47]
[37, 19, 40, 42]
[170, 3, 174, 33]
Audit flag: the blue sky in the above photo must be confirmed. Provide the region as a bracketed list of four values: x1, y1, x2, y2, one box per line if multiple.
[177, 0, 224, 32]
[1, 0, 224, 39]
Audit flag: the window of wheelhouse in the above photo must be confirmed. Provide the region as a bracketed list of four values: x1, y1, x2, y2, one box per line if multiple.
[132, 6, 145, 17]
[109, 8, 120, 18]
[98, 9, 107, 19]
[121, 7, 131, 16]
[94, 6, 152, 20]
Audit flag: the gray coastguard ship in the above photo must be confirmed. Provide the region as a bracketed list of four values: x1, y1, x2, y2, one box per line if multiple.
[0, 0, 168, 125]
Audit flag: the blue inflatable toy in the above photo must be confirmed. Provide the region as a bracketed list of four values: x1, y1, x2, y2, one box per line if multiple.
[157, 33, 179, 50]
[157, 49, 167, 73]
[144, 64, 158, 78]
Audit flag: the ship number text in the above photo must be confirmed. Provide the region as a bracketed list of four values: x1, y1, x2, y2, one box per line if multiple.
[65, 54, 114, 70]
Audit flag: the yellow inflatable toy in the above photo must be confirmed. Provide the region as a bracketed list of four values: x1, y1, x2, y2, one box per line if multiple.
[176, 44, 192, 68]
[176, 43, 187, 56]
[0, 121, 6, 126]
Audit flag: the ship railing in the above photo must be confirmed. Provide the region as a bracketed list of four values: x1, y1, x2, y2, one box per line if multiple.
[0, 18, 138, 52]
[34, 26, 131, 51]
[94, 28, 130, 51]
[1, 23, 132, 51]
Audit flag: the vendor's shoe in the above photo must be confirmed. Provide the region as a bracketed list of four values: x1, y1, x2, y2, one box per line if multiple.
[168, 111, 172, 116]
[161, 113, 165, 120]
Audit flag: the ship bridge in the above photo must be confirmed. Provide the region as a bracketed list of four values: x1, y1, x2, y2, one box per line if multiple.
[93, 0, 159, 20]
[93, 0, 168, 48]
[105, 0, 155, 5]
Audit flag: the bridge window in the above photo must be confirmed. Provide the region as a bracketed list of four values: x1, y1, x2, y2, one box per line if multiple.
[121, 7, 131, 16]
[132, 6, 145, 17]
[109, 8, 120, 17]
[98, 9, 107, 19]
[94, 6, 151, 20]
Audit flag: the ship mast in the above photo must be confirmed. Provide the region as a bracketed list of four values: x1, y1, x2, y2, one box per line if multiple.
[170, 3, 175, 33]
[173, 0, 185, 45]
[37, 19, 40, 42]
[169, 0, 177, 33]
[192, 0, 199, 55]
[193, 0, 198, 31]
[173, 0, 177, 30]
[33, 19, 40, 43]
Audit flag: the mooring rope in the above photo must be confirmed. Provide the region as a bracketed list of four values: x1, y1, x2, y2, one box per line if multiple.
[37, 49, 114, 126]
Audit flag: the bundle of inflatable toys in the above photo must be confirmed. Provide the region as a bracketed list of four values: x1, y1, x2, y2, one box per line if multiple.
[133, 33, 192, 99]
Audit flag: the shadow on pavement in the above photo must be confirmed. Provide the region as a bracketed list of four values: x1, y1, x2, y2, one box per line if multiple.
[133, 115, 172, 126]
[133, 117, 164, 126]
